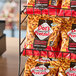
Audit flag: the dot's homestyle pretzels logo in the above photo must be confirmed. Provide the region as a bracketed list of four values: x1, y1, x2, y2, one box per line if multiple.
[65, 66, 76, 76]
[70, 68, 76, 71]
[68, 29, 76, 37]
[66, 72, 76, 76]
[31, 65, 49, 76]
[34, 22, 53, 40]
[38, 25, 50, 31]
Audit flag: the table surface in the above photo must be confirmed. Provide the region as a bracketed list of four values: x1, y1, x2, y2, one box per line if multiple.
[0, 37, 27, 76]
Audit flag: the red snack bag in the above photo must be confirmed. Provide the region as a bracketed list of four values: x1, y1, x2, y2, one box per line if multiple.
[58, 18, 76, 60]
[24, 56, 60, 76]
[22, 14, 62, 58]
[25, 7, 61, 16]
[25, 0, 62, 16]
[27, 0, 61, 6]
[62, 0, 76, 9]
[59, 0, 76, 17]
[61, 0, 70, 9]
[58, 59, 76, 76]
[58, 9, 76, 17]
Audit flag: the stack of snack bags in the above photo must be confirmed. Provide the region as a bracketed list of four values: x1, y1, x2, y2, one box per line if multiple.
[25, 0, 62, 16]
[24, 57, 76, 76]
[27, 0, 61, 7]
[24, 56, 60, 76]
[22, 14, 63, 58]
[22, 0, 76, 76]
[23, 0, 64, 58]
[58, 17, 76, 60]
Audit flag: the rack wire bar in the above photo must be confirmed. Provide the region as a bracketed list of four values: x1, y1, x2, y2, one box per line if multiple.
[18, 0, 21, 75]
[23, 48, 76, 53]
[19, 68, 25, 76]
[21, 15, 28, 25]
[23, 6, 76, 18]
[18, 0, 28, 76]
[23, 48, 75, 60]
[21, 7, 26, 14]
[20, 48, 25, 56]
[20, 36, 26, 46]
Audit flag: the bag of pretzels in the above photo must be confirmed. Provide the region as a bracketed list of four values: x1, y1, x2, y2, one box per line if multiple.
[58, 59, 76, 76]
[61, 0, 76, 9]
[22, 14, 63, 58]
[27, 0, 61, 6]
[24, 56, 61, 76]
[58, 17, 76, 60]
[59, 0, 76, 17]
[61, 0, 70, 9]
[58, 9, 76, 17]
[25, 0, 62, 16]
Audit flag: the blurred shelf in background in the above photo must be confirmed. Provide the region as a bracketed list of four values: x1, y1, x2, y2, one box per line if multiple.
[4, 25, 26, 38]
[0, 0, 27, 38]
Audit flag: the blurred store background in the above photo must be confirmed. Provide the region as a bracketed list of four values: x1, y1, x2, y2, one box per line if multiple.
[0, 0, 27, 38]
[0, 1, 27, 75]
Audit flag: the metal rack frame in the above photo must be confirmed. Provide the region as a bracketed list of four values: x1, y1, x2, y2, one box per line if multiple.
[18, 0, 27, 76]
[18, 0, 76, 76]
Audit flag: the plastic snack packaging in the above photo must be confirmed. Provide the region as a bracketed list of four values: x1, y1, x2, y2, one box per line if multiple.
[58, 17, 76, 60]
[25, 0, 62, 16]
[58, 59, 76, 76]
[22, 14, 63, 58]
[49, 0, 62, 6]
[58, 9, 76, 17]
[59, 0, 76, 17]
[27, 0, 35, 5]
[27, 0, 61, 6]
[61, 0, 76, 9]
[61, 0, 70, 9]
[24, 56, 60, 76]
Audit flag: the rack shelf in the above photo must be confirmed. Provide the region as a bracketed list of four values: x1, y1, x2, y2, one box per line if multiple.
[23, 48, 75, 59]
[23, 6, 76, 18]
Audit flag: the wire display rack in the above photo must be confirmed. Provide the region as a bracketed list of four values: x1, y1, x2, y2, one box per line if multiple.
[18, 0, 76, 76]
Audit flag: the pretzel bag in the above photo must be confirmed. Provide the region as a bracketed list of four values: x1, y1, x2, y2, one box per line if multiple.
[25, 0, 62, 16]
[59, 0, 76, 17]
[58, 9, 76, 17]
[58, 59, 76, 76]
[24, 56, 60, 76]
[61, 0, 70, 9]
[27, 0, 61, 6]
[49, 0, 61, 6]
[58, 18, 76, 60]
[22, 14, 62, 58]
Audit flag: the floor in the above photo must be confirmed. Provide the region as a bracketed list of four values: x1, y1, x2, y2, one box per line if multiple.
[0, 37, 28, 76]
